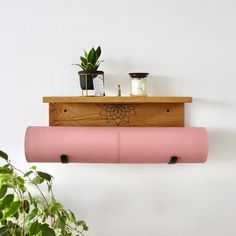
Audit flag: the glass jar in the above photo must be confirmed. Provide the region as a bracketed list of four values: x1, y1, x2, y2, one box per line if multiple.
[129, 73, 149, 96]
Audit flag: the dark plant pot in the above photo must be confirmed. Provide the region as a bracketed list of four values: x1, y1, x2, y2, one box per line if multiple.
[79, 71, 104, 90]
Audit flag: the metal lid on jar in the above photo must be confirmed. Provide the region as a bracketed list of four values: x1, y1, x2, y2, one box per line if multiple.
[129, 73, 149, 78]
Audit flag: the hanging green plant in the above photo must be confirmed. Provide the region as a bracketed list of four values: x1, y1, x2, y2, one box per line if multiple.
[0, 150, 88, 236]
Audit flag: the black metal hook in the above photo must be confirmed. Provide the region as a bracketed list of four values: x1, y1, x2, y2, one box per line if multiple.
[168, 156, 178, 164]
[60, 154, 69, 164]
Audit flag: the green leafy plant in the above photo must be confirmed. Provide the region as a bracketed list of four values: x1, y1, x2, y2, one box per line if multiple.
[73, 46, 103, 72]
[0, 150, 88, 236]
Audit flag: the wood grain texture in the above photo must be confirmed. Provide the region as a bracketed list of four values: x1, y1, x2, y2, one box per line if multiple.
[43, 96, 192, 104]
[48, 103, 185, 127]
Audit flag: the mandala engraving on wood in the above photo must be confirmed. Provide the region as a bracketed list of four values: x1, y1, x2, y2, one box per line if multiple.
[98, 104, 137, 125]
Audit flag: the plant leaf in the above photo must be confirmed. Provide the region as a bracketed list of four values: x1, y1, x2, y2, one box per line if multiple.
[86, 62, 96, 72]
[68, 210, 77, 224]
[0, 225, 9, 235]
[0, 174, 11, 186]
[28, 192, 33, 204]
[0, 168, 11, 174]
[29, 220, 40, 235]
[0, 151, 8, 161]
[24, 170, 33, 177]
[84, 49, 88, 59]
[96, 46, 101, 60]
[36, 231, 43, 236]
[50, 202, 62, 214]
[7, 220, 14, 229]
[37, 171, 52, 182]
[13, 211, 19, 220]
[79, 64, 86, 71]
[80, 56, 87, 66]
[3, 200, 20, 219]
[78, 220, 89, 231]
[55, 216, 66, 235]
[16, 176, 24, 185]
[25, 208, 38, 222]
[71, 63, 80, 67]
[39, 223, 56, 236]
[23, 199, 30, 213]
[95, 60, 104, 66]
[32, 176, 44, 185]
[88, 47, 96, 65]
[0, 194, 14, 210]
[0, 185, 8, 199]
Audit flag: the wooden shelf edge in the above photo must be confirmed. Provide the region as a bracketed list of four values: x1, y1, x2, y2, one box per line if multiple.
[43, 96, 192, 104]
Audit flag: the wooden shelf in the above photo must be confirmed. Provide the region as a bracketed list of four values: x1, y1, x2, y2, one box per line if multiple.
[43, 96, 192, 127]
[43, 96, 192, 104]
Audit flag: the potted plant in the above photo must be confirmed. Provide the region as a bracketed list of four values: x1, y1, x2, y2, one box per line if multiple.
[73, 46, 104, 93]
[0, 150, 88, 236]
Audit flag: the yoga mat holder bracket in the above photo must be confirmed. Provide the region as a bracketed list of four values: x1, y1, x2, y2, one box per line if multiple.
[168, 156, 178, 164]
[60, 154, 69, 164]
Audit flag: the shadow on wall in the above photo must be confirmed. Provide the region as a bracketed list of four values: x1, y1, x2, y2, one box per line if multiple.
[193, 97, 236, 109]
[185, 97, 219, 127]
[147, 75, 191, 96]
[207, 127, 236, 163]
[192, 98, 236, 164]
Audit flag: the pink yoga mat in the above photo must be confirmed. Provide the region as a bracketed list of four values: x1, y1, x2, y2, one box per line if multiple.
[25, 127, 208, 163]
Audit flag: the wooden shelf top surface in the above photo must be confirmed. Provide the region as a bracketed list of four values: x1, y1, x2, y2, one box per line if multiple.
[43, 96, 192, 104]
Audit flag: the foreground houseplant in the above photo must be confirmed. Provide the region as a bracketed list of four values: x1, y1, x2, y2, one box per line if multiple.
[73, 46, 104, 93]
[0, 150, 88, 236]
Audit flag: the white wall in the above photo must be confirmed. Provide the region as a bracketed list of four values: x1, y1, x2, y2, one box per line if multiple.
[1, 0, 236, 235]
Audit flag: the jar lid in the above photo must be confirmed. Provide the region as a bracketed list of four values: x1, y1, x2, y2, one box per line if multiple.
[129, 73, 149, 78]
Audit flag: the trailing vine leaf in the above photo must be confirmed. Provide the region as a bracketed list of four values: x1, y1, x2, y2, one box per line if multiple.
[32, 176, 44, 185]
[29, 220, 40, 235]
[3, 200, 20, 219]
[0, 225, 9, 235]
[25, 207, 38, 222]
[23, 199, 30, 213]
[68, 210, 77, 224]
[50, 202, 63, 214]
[0, 151, 8, 161]
[36, 231, 43, 236]
[39, 223, 56, 236]
[37, 171, 52, 182]
[77, 220, 89, 231]
[16, 176, 24, 185]
[0, 185, 7, 199]
[0, 194, 14, 210]
[55, 216, 66, 234]
[23, 170, 33, 177]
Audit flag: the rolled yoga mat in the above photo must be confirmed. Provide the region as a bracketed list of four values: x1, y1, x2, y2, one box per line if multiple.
[25, 127, 208, 163]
